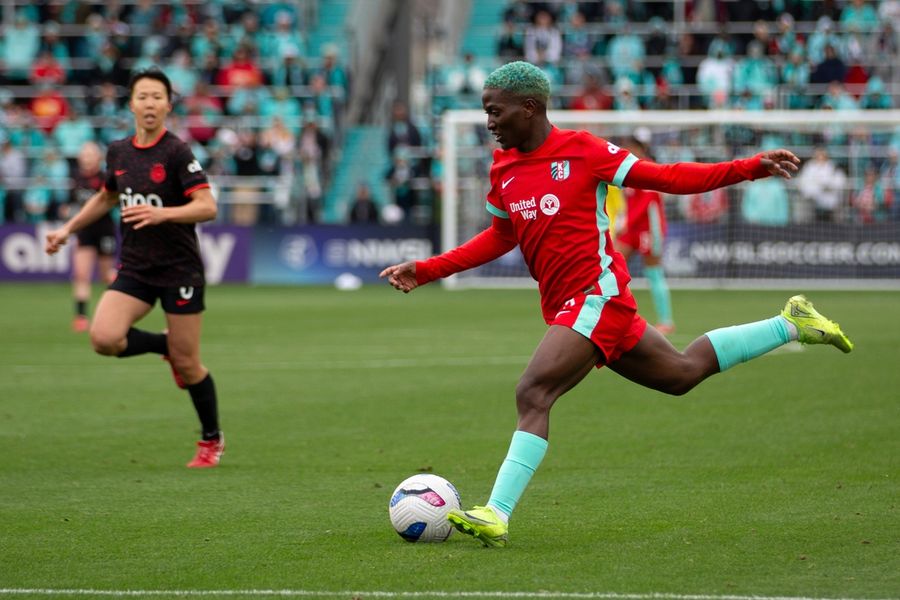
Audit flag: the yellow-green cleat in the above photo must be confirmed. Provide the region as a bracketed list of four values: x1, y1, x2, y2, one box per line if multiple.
[781, 295, 853, 353]
[447, 505, 508, 548]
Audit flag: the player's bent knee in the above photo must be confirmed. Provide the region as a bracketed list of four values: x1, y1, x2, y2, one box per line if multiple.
[89, 333, 123, 356]
[515, 381, 556, 415]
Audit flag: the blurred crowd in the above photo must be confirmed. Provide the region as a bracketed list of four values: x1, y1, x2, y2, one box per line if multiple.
[0, 0, 349, 225]
[418, 0, 900, 226]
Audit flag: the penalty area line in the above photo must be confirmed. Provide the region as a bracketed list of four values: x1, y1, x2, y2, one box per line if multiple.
[0, 590, 895, 600]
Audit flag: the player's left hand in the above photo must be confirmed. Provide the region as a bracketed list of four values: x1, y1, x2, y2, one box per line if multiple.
[121, 205, 167, 229]
[759, 149, 801, 179]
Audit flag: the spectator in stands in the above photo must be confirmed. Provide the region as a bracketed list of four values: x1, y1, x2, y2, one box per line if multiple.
[851, 163, 891, 223]
[497, 19, 524, 61]
[841, 0, 880, 33]
[807, 16, 841, 67]
[811, 44, 847, 86]
[299, 119, 329, 223]
[562, 10, 595, 58]
[820, 80, 858, 110]
[92, 82, 130, 146]
[387, 101, 423, 158]
[30, 84, 70, 133]
[23, 175, 52, 223]
[259, 115, 296, 175]
[183, 81, 224, 145]
[774, 12, 799, 56]
[34, 146, 70, 215]
[502, 0, 536, 26]
[318, 43, 351, 101]
[348, 182, 380, 224]
[733, 41, 778, 103]
[192, 19, 230, 64]
[232, 10, 265, 56]
[261, 86, 303, 133]
[264, 10, 307, 68]
[306, 73, 337, 134]
[860, 76, 892, 109]
[85, 41, 129, 87]
[797, 146, 848, 223]
[606, 23, 645, 82]
[612, 77, 641, 111]
[741, 176, 790, 226]
[30, 48, 67, 85]
[125, 0, 162, 31]
[385, 148, 420, 223]
[2, 11, 41, 85]
[0, 132, 27, 222]
[166, 50, 199, 97]
[39, 21, 70, 80]
[53, 109, 96, 165]
[696, 39, 734, 108]
[271, 44, 305, 87]
[569, 73, 613, 111]
[781, 46, 811, 109]
[216, 44, 264, 89]
[524, 10, 562, 66]
[444, 52, 489, 101]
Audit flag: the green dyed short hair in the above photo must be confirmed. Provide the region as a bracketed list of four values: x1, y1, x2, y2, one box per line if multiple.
[483, 61, 550, 103]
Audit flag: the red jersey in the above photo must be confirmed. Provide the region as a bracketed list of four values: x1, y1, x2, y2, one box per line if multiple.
[416, 126, 770, 324]
[485, 127, 637, 322]
[621, 187, 666, 237]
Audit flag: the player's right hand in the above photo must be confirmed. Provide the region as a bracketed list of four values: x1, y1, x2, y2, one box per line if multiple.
[379, 261, 418, 293]
[45, 228, 70, 255]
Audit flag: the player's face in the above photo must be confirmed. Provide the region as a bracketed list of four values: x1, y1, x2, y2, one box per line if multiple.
[482, 88, 533, 151]
[129, 78, 172, 133]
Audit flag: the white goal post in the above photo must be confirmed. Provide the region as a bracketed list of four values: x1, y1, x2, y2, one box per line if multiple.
[441, 109, 900, 290]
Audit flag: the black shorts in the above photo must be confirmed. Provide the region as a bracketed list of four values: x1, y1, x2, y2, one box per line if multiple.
[76, 220, 117, 256]
[109, 273, 206, 314]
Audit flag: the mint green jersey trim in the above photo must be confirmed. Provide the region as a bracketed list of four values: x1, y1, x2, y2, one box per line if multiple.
[598, 267, 619, 297]
[486, 201, 510, 219]
[648, 202, 664, 256]
[572, 293, 610, 339]
[612, 153, 639, 187]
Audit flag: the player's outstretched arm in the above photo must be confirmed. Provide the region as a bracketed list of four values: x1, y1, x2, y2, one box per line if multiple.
[122, 187, 217, 230]
[624, 149, 801, 194]
[45, 189, 117, 255]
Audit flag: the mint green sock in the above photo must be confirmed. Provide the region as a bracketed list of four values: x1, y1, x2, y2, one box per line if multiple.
[706, 316, 791, 372]
[487, 430, 548, 519]
[644, 265, 673, 325]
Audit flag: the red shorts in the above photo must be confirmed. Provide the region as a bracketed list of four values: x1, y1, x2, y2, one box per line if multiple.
[549, 286, 647, 367]
[617, 228, 660, 258]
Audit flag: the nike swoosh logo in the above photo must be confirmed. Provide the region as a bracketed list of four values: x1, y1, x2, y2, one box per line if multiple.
[115, 170, 127, 176]
[502, 177, 515, 189]
[176, 299, 190, 306]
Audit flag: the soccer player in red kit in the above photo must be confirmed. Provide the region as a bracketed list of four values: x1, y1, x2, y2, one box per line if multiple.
[45, 69, 224, 468]
[380, 61, 853, 547]
[614, 130, 674, 334]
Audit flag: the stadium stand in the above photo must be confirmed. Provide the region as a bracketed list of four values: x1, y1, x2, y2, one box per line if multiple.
[1, 0, 899, 229]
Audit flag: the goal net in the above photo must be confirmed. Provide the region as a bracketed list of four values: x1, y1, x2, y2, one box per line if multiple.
[440, 109, 900, 290]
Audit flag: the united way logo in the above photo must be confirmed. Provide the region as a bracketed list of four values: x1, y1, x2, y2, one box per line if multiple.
[540, 193, 560, 216]
[550, 160, 570, 181]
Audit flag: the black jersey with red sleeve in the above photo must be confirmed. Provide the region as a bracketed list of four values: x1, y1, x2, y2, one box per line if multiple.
[103, 129, 211, 287]
[72, 169, 116, 236]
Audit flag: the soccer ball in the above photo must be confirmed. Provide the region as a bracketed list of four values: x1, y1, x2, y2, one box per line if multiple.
[388, 474, 461, 542]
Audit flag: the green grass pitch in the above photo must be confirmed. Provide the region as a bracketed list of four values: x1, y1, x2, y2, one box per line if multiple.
[1, 283, 898, 599]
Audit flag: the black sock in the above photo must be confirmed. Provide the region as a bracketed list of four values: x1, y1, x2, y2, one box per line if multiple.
[117, 328, 168, 357]
[187, 373, 220, 440]
[75, 300, 87, 317]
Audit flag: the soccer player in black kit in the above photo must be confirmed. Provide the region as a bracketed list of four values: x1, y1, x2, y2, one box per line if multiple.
[45, 69, 224, 468]
[67, 141, 117, 333]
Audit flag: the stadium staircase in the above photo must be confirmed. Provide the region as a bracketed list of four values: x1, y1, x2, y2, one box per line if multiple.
[307, 0, 354, 57]
[459, 0, 507, 57]
[322, 125, 389, 223]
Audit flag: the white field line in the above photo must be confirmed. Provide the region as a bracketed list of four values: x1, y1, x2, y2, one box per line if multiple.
[0, 591, 896, 600]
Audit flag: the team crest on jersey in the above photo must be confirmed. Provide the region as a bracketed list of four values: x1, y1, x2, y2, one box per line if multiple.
[150, 163, 166, 183]
[550, 160, 570, 181]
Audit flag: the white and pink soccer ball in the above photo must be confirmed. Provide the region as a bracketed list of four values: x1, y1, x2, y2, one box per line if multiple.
[388, 474, 461, 542]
